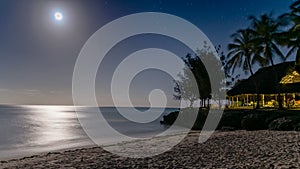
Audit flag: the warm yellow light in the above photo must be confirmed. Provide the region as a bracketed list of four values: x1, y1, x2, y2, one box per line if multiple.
[280, 71, 300, 84]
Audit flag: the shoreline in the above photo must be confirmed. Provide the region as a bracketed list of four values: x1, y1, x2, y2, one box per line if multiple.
[0, 142, 95, 162]
[1, 130, 299, 168]
[0, 130, 193, 161]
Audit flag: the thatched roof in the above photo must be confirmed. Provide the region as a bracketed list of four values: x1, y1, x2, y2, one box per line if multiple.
[280, 70, 300, 84]
[227, 62, 300, 96]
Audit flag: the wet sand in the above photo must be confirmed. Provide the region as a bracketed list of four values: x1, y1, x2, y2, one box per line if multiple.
[1, 130, 299, 168]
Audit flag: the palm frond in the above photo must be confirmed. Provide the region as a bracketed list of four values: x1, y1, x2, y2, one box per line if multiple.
[271, 42, 285, 61]
[228, 43, 241, 50]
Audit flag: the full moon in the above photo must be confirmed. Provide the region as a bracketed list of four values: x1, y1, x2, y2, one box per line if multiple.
[54, 12, 63, 21]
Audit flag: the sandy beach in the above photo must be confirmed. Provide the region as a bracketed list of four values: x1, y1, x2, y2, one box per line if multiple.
[0, 130, 299, 168]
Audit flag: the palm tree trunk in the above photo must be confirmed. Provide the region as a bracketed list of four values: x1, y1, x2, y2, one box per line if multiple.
[269, 57, 283, 109]
[246, 57, 260, 109]
[296, 48, 300, 72]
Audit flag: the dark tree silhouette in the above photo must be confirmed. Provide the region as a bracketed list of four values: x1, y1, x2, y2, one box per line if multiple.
[249, 13, 286, 109]
[227, 29, 266, 108]
[280, 1, 300, 71]
[174, 51, 212, 108]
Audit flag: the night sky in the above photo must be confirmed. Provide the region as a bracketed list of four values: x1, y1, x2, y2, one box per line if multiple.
[0, 0, 294, 105]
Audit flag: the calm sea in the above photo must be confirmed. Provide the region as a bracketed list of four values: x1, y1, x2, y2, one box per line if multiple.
[0, 105, 177, 160]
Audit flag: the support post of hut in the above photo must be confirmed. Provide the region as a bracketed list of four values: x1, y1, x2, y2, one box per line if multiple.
[285, 94, 288, 108]
[293, 93, 296, 107]
[293, 93, 296, 100]
[262, 94, 265, 107]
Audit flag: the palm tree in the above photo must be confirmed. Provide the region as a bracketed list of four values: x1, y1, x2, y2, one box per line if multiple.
[249, 13, 285, 109]
[285, 1, 300, 68]
[227, 29, 266, 108]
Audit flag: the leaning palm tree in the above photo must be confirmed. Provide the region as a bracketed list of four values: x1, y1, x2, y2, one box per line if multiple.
[249, 13, 285, 109]
[227, 29, 266, 109]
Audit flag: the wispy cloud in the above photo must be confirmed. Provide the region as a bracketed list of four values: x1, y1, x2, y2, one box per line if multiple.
[0, 88, 10, 92]
[49, 90, 64, 94]
[22, 89, 41, 96]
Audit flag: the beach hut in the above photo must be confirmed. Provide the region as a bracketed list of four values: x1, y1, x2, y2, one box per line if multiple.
[227, 56, 300, 108]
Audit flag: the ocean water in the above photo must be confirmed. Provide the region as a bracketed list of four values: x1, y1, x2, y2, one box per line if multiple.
[0, 105, 177, 160]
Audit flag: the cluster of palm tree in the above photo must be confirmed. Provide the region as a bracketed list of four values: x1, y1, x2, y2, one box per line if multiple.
[227, 0, 300, 109]
[284, 1, 300, 63]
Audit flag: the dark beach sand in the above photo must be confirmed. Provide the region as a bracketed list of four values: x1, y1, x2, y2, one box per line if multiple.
[1, 130, 299, 169]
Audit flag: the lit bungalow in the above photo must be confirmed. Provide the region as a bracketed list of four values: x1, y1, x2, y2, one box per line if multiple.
[227, 56, 300, 108]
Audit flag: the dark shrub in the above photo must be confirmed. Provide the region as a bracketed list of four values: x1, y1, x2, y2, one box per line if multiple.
[241, 113, 268, 130]
[160, 111, 179, 125]
[264, 113, 286, 126]
[160, 108, 207, 130]
[294, 123, 300, 131]
[268, 116, 300, 131]
[191, 109, 207, 130]
[161, 109, 300, 131]
[218, 111, 246, 130]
